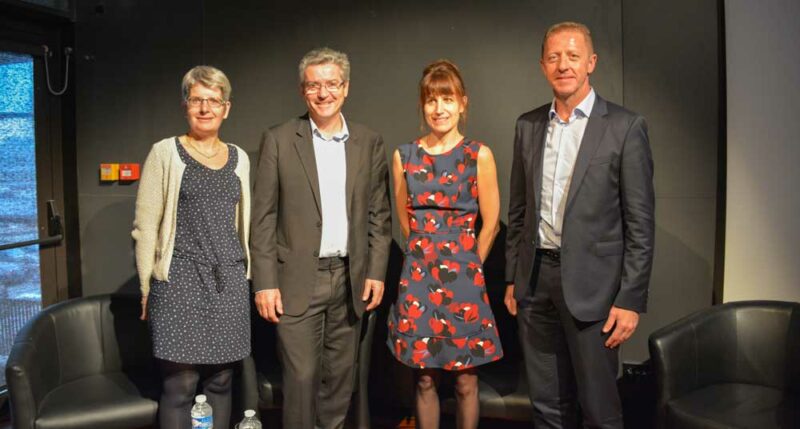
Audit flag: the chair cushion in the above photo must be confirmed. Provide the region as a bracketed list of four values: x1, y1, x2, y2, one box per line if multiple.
[440, 360, 531, 421]
[36, 372, 158, 429]
[667, 383, 800, 428]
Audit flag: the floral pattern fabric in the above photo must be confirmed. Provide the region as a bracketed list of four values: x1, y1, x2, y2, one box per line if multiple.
[387, 139, 503, 371]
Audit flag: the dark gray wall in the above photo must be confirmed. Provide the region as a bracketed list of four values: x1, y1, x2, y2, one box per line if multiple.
[75, 0, 203, 296]
[74, 0, 718, 362]
[621, 0, 720, 360]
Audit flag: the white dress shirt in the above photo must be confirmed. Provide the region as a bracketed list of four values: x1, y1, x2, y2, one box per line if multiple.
[539, 88, 596, 249]
[310, 115, 349, 257]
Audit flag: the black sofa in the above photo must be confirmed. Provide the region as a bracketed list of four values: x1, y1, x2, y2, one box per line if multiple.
[6, 294, 159, 429]
[649, 300, 800, 428]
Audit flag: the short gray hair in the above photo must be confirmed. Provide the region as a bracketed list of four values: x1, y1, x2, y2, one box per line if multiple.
[181, 65, 232, 101]
[297, 47, 350, 84]
[541, 21, 594, 58]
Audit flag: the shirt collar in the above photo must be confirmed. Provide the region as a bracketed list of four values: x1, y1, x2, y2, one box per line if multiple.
[548, 87, 596, 122]
[310, 114, 349, 143]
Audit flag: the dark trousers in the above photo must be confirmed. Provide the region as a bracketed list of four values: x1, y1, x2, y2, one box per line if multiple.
[158, 361, 235, 429]
[517, 251, 623, 429]
[276, 257, 362, 429]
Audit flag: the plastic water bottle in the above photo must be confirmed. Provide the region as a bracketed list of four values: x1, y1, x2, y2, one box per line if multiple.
[191, 394, 213, 428]
[236, 409, 262, 429]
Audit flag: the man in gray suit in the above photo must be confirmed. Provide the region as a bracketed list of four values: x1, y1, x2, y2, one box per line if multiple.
[504, 22, 655, 428]
[250, 47, 391, 429]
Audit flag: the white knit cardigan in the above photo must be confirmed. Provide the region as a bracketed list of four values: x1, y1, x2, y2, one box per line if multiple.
[132, 137, 251, 296]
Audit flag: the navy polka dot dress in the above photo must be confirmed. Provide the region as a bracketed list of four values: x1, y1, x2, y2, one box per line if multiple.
[148, 138, 250, 364]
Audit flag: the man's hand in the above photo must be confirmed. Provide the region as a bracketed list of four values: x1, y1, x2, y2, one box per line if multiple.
[602, 306, 639, 348]
[362, 278, 385, 311]
[140, 295, 148, 321]
[504, 284, 518, 316]
[255, 289, 283, 323]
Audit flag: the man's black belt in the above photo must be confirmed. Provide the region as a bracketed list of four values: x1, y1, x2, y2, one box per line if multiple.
[536, 248, 561, 261]
[318, 255, 348, 269]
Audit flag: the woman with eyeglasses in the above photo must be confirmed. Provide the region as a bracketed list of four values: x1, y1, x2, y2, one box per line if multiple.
[386, 60, 503, 428]
[132, 65, 251, 428]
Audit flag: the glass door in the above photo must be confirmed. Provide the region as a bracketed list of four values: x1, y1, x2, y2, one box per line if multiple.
[0, 50, 62, 387]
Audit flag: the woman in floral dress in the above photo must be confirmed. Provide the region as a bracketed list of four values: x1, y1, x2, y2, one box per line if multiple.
[387, 60, 503, 429]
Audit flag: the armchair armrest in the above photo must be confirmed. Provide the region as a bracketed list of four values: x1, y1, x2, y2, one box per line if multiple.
[6, 317, 61, 429]
[649, 314, 702, 427]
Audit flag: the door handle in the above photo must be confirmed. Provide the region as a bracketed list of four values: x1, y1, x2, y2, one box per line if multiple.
[0, 199, 64, 251]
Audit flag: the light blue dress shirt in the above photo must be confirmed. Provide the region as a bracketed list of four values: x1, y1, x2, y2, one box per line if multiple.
[310, 115, 349, 257]
[539, 88, 596, 249]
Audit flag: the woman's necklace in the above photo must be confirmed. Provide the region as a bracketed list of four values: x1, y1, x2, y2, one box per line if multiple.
[186, 135, 221, 159]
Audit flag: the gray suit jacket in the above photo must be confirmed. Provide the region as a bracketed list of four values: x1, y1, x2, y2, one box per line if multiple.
[505, 95, 655, 321]
[250, 115, 392, 317]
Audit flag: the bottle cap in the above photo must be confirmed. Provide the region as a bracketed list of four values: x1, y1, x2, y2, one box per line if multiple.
[244, 409, 256, 417]
[195, 394, 207, 403]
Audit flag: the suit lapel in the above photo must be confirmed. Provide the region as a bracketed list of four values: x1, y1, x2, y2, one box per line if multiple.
[345, 129, 363, 213]
[293, 117, 322, 215]
[564, 96, 609, 214]
[531, 111, 547, 216]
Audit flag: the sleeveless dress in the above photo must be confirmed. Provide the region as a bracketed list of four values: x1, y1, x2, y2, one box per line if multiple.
[148, 138, 251, 364]
[387, 139, 503, 370]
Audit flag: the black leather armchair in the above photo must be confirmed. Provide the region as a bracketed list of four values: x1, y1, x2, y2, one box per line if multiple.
[6, 294, 159, 429]
[246, 309, 377, 428]
[649, 300, 800, 429]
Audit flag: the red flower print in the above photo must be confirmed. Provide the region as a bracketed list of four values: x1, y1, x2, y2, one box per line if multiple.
[480, 318, 495, 331]
[466, 262, 485, 286]
[411, 339, 430, 366]
[452, 215, 475, 229]
[437, 241, 460, 257]
[448, 302, 480, 323]
[410, 236, 437, 264]
[427, 283, 454, 306]
[468, 338, 496, 358]
[407, 163, 434, 182]
[399, 278, 409, 293]
[438, 170, 458, 185]
[394, 337, 408, 358]
[429, 311, 456, 337]
[431, 260, 460, 283]
[421, 212, 441, 233]
[447, 338, 468, 349]
[417, 191, 451, 208]
[459, 231, 476, 251]
[397, 317, 418, 334]
[470, 177, 479, 198]
[463, 144, 479, 165]
[402, 294, 426, 319]
[410, 261, 426, 282]
[443, 355, 473, 371]
[427, 337, 444, 355]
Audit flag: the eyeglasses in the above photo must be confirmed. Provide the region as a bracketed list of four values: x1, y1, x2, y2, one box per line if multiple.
[303, 80, 346, 94]
[185, 96, 227, 109]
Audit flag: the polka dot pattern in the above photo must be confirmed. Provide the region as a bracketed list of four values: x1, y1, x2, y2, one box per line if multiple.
[148, 139, 250, 364]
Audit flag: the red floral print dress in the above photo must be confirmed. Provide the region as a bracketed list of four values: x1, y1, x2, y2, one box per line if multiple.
[387, 139, 503, 370]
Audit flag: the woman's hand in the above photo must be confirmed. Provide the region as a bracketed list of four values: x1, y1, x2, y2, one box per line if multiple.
[140, 295, 148, 321]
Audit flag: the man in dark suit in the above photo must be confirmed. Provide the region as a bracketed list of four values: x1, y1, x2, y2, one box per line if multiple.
[504, 22, 655, 428]
[250, 47, 391, 429]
